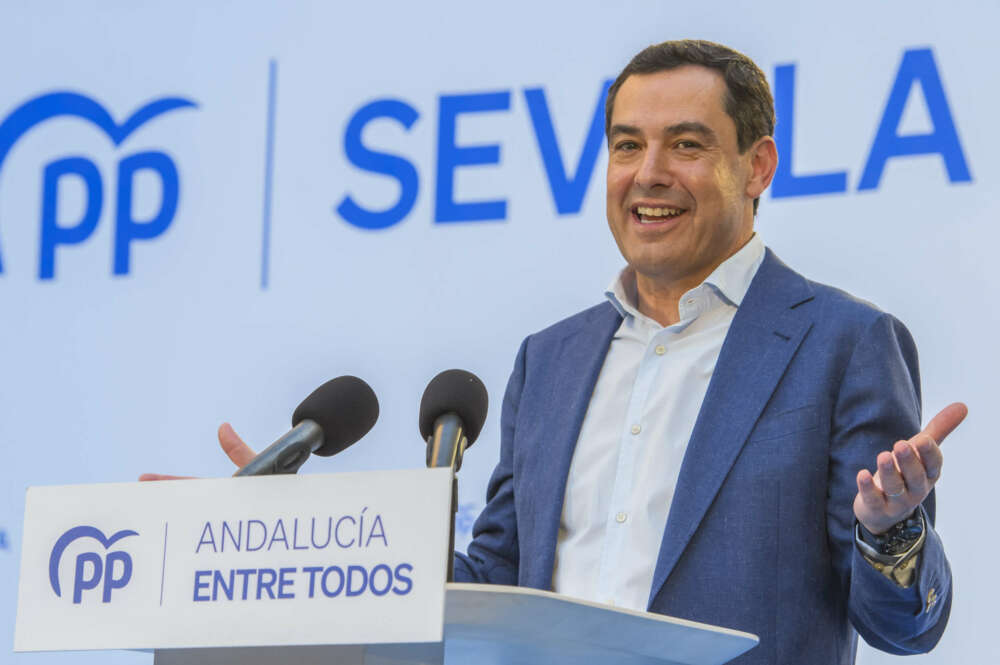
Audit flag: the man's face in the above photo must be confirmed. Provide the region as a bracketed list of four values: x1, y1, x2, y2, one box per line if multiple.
[606, 66, 758, 286]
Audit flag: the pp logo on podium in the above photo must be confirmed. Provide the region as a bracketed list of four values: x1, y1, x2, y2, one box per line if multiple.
[48, 525, 138, 604]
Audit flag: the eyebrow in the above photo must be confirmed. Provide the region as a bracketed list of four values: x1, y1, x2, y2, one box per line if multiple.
[608, 121, 718, 143]
[665, 122, 718, 142]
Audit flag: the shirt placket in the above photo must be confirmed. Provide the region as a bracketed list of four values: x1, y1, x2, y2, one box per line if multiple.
[594, 319, 675, 606]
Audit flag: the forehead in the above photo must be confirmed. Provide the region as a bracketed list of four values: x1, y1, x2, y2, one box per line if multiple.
[611, 66, 735, 138]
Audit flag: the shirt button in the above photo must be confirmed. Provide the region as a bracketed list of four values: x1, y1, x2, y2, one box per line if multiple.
[686, 298, 695, 305]
[615, 512, 628, 523]
[654, 345, 666, 355]
[630, 424, 641, 435]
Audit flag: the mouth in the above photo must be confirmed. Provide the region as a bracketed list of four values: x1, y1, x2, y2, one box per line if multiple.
[631, 204, 688, 225]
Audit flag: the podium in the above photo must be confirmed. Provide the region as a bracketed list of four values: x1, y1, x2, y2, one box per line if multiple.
[16, 472, 758, 664]
[154, 584, 757, 665]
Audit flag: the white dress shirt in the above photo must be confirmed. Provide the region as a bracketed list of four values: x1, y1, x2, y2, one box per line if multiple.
[551, 234, 766, 611]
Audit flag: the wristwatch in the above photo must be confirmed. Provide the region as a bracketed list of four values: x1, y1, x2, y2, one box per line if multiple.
[855, 510, 925, 587]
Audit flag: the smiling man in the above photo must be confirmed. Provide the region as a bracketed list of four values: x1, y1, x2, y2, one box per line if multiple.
[176, 39, 965, 665]
[451, 40, 963, 664]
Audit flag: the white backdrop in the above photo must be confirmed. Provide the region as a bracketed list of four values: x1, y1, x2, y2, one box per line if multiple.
[1, 1, 996, 663]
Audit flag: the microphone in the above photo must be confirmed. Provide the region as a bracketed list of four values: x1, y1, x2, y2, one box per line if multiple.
[419, 369, 488, 471]
[418, 369, 488, 583]
[234, 376, 379, 477]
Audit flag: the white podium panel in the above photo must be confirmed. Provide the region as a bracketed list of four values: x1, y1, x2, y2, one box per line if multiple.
[15, 469, 453, 651]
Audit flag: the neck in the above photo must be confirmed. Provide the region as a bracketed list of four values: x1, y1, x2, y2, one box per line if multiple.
[634, 272, 705, 326]
[634, 233, 755, 327]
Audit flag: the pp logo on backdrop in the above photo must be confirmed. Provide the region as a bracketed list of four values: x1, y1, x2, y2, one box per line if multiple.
[0, 91, 197, 279]
[48, 525, 138, 604]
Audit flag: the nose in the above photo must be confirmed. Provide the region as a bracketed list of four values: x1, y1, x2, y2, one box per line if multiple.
[634, 145, 674, 190]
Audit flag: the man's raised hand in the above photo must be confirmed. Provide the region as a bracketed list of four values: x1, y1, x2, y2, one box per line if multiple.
[854, 402, 968, 534]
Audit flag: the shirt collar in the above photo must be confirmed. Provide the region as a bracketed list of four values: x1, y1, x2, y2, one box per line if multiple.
[605, 233, 766, 320]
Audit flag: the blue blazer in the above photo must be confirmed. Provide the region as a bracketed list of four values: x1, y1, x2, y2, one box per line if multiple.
[455, 250, 951, 664]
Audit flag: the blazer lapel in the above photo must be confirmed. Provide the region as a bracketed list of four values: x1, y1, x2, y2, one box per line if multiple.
[524, 303, 621, 589]
[647, 250, 815, 607]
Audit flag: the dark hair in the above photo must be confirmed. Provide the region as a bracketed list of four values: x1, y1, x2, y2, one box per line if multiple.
[605, 40, 775, 214]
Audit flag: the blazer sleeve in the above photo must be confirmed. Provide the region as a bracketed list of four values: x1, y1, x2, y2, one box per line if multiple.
[452, 337, 526, 585]
[829, 312, 952, 654]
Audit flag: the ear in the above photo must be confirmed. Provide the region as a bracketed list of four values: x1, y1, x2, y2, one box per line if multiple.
[745, 136, 778, 200]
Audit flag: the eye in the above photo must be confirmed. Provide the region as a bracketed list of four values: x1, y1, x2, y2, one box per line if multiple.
[613, 140, 640, 152]
[675, 139, 701, 149]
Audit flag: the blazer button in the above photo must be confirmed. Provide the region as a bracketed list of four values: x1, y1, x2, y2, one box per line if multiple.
[925, 588, 938, 613]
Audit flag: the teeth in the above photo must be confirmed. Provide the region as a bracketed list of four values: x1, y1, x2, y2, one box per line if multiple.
[636, 206, 683, 218]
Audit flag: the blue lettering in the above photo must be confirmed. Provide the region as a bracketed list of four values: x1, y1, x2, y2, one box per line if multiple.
[267, 519, 288, 551]
[38, 156, 103, 280]
[369, 564, 393, 596]
[321, 565, 345, 597]
[212, 569, 235, 601]
[303, 565, 323, 598]
[336, 99, 420, 230]
[193, 569, 211, 602]
[366, 514, 387, 548]
[278, 567, 296, 599]
[335, 516, 355, 548]
[524, 81, 610, 214]
[311, 517, 332, 549]
[346, 565, 368, 596]
[246, 520, 266, 551]
[292, 518, 307, 550]
[73, 552, 103, 603]
[235, 568, 254, 600]
[859, 48, 971, 190]
[771, 64, 847, 198]
[113, 150, 178, 275]
[435, 91, 510, 223]
[102, 551, 132, 602]
[392, 563, 413, 595]
[358, 507, 366, 549]
[256, 567, 277, 599]
[221, 521, 241, 552]
[195, 522, 217, 553]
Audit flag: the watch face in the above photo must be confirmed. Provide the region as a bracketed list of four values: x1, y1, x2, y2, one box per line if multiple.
[881, 515, 924, 555]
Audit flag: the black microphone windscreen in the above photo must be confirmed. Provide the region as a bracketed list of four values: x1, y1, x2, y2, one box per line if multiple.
[418, 369, 489, 445]
[292, 376, 379, 456]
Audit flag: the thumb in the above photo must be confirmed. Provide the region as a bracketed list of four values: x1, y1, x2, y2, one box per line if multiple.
[921, 402, 968, 446]
[218, 423, 257, 468]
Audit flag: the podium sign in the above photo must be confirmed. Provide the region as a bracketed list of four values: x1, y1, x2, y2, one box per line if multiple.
[15, 468, 453, 652]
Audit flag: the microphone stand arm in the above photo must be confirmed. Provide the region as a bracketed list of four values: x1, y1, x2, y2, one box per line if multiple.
[234, 420, 323, 477]
[426, 414, 468, 582]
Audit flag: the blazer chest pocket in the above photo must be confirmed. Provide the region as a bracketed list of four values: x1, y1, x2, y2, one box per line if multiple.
[750, 404, 820, 442]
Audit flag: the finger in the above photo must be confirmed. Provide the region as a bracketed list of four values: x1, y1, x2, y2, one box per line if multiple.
[856, 469, 887, 509]
[893, 441, 929, 495]
[912, 434, 944, 481]
[218, 422, 256, 468]
[920, 402, 968, 448]
[138, 473, 192, 481]
[876, 449, 907, 498]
